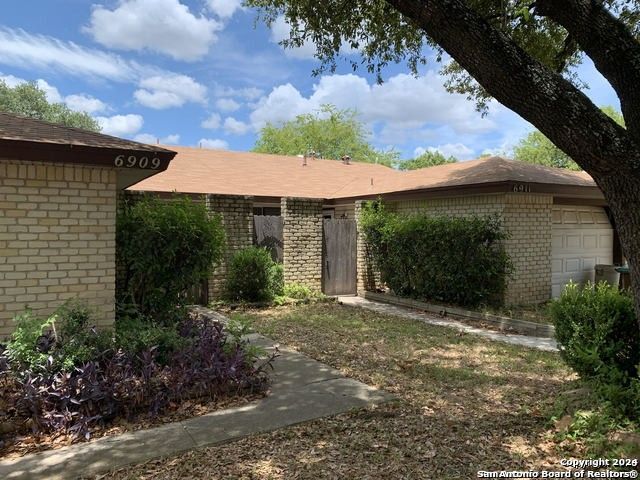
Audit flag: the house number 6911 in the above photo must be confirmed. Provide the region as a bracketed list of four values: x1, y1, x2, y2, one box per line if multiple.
[513, 183, 531, 193]
[114, 155, 161, 169]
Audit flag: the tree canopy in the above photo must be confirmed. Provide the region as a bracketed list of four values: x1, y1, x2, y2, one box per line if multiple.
[397, 150, 457, 170]
[253, 105, 398, 166]
[0, 80, 100, 132]
[514, 106, 625, 171]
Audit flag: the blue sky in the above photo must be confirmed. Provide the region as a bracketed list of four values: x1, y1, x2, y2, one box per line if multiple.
[0, 0, 621, 161]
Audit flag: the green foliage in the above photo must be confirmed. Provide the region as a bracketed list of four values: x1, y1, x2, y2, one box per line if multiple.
[115, 314, 186, 364]
[0, 80, 101, 131]
[359, 201, 512, 307]
[253, 104, 398, 166]
[6, 301, 113, 373]
[551, 282, 640, 419]
[225, 247, 283, 302]
[117, 195, 225, 324]
[397, 151, 457, 170]
[514, 106, 625, 170]
[5, 309, 56, 372]
[551, 282, 639, 381]
[283, 283, 316, 299]
[273, 283, 325, 305]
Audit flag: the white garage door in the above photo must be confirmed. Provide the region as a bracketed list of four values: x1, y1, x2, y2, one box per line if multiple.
[551, 206, 613, 297]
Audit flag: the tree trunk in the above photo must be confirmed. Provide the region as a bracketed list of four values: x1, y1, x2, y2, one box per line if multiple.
[596, 168, 640, 329]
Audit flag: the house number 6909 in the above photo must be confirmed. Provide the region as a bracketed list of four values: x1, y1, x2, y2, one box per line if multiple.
[114, 155, 161, 169]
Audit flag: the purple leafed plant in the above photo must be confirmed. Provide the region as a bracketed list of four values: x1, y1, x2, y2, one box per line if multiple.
[4, 314, 275, 442]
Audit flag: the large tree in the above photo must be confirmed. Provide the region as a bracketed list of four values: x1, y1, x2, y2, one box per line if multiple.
[514, 106, 625, 171]
[248, 0, 640, 327]
[253, 104, 398, 166]
[398, 150, 457, 170]
[0, 80, 100, 131]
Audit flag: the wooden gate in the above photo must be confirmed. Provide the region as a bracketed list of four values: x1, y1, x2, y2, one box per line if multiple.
[253, 215, 284, 262]
[322, 218, 357, 295]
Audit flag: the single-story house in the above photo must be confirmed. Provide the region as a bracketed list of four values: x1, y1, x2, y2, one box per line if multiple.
[130, 146, 618, 305]
[0, 113, 176, 337]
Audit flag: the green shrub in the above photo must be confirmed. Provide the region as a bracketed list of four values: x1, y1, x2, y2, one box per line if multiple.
[551, 282, 639, 380]
[115, 314, 186, 364]
[117, 195, 225, 324]
[6, 301, 113, 373]
[359, 201, 512, 307]
[225, 247, 282, 301]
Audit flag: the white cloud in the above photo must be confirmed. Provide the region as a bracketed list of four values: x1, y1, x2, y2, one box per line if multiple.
[215, 98, 240, 112]
[0, 73, 26, 87]
[64, 94, 108, 114]
[413, 143, 475, 160]
[0, 27, 142, 82]
[134, 133, 180, 144]
[201, 113, 222, 129]
[86, 0, 221, 61]
[97, 114, 144, 137]
[134, 74, 207, 109]
[213, 85, 263, 100]
[223, 116, 250, 135]
[269, 16, 317, 60]
[198, 138, 229, 149]
[249, 72, 503, 135]
[206, 0, 243, 19]
[35, 79, 62, 103]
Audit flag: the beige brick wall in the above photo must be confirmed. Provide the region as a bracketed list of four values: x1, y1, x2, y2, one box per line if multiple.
[282, 197, 323, 290]
[355, 193, 553, 305]
[0, 160, 117, 338]
[502, 193, 552, 305]
[206, 194, 254, 299]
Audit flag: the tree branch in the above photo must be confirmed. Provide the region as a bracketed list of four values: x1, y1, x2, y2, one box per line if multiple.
[534, 0, 640, 143]
[384, 0, 637, 177]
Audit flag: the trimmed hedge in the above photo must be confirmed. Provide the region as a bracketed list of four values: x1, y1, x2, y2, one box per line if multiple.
[360, 202, 512, 307]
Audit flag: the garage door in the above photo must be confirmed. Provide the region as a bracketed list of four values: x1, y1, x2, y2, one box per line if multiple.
[552, 206, 613, 297]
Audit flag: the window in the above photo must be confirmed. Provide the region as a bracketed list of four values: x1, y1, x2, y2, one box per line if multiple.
[253, 206, 281, 216]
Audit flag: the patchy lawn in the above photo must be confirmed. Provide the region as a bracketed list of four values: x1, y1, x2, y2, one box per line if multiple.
[102, 303, 638, 479]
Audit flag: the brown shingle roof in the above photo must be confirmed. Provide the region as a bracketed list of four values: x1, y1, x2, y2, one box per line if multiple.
[0, 112, 174, 154]
[129, 146, 598, 200]
[129, 146, 397, 198]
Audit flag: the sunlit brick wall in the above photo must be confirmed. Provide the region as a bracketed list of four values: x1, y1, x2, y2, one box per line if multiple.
[0, 160, 117, 338]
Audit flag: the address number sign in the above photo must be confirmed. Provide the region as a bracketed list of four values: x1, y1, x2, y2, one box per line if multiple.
[114, 154, 161, 169]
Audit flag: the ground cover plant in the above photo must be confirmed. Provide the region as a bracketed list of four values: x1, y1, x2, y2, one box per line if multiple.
[102, 303, 639, 479]
[0, 302, 274, 456]
[360, 201, 512, 307]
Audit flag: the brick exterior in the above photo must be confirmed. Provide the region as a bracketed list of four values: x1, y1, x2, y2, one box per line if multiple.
[355, 193, 553, 305]
[502, 193, 552, 305]
[206, 194, 254, 299]
[0, 160, 117, 337]
[281, 197, 323, 290]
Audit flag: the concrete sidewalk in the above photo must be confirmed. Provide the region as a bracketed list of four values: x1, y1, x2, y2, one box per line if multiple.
[339, 296, 558, 352]
[0, 328, 394, 480]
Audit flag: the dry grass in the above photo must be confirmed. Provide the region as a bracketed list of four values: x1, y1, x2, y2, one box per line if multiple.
[101, 303, 633, 479]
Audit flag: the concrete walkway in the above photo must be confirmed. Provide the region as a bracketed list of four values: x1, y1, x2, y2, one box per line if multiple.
[339, 296, 558, 352]
[0, 328, 394, 479]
